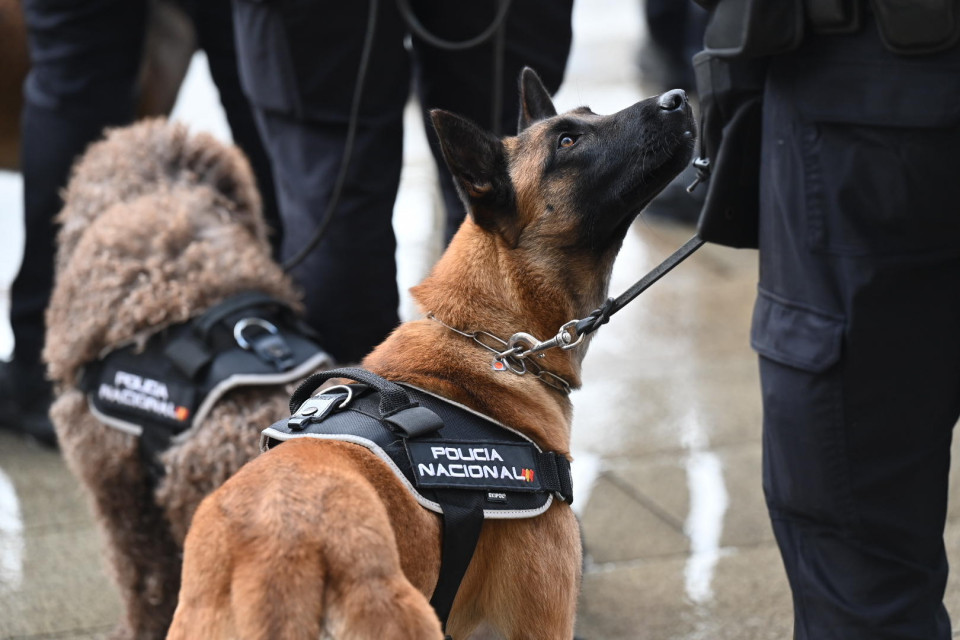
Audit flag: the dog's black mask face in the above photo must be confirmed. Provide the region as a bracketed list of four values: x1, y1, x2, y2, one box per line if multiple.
[432, 68, 696, 255]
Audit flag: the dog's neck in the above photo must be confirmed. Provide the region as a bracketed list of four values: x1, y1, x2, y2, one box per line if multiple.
[417, 219, 613, 347]
[363, 218, 617, 455]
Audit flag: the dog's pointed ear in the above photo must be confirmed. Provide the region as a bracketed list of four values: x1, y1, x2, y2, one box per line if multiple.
[518, 67, 557, 132]
[431, 109, 519, 245]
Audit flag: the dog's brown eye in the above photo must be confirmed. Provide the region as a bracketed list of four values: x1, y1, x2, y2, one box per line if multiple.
[558, 134, 579, 149]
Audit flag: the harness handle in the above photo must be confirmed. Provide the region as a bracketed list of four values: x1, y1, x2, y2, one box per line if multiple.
[193, 291, 296, 340]
[289, 367, 416, 418]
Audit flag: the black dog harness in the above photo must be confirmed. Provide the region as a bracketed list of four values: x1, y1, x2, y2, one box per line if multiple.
[260, 367, 574, 633]
[80, 292, 331, 474]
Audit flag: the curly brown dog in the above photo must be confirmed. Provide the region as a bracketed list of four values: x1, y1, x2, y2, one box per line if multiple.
[44, 119, 330, 640]
[168, 69, 695, 640]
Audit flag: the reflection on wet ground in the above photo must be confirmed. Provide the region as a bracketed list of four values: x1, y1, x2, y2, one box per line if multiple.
[5, 1, 960, 638]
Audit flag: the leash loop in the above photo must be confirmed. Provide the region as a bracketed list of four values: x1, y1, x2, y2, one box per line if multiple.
[397, 0, 513, 51]
[574, 298, 616, 337]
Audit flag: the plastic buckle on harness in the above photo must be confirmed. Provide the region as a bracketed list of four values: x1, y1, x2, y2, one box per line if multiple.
[288, 385, 353, 431]
[252, 333, 296, 370]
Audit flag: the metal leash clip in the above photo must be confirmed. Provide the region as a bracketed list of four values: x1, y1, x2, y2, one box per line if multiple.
[427, 313, 573, 394]
[503, 320, 585, 361]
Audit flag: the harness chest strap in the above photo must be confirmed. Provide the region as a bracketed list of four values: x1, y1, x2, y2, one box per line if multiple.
[260, 367, 574, 634]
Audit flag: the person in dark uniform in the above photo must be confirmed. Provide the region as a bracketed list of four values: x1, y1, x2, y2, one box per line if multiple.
[1, 0, 280, 445]
[231, 0, 574, 365]
[697, 1, 960, 637]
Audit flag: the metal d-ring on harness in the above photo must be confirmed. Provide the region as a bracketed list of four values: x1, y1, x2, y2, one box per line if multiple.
[233, 317, 279, 350]
[431, 234, 706, 390]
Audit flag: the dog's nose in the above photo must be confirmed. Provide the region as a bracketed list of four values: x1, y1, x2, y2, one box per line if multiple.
[657, 89, 687, 111]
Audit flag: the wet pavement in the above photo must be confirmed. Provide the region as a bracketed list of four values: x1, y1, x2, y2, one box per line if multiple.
[4, 1, 960, 639]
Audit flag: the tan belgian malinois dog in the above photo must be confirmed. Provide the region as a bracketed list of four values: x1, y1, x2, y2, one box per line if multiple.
[167, 68, 695, 640]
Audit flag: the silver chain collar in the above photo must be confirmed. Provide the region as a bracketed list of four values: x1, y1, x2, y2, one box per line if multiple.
[427, 313, 574, 395]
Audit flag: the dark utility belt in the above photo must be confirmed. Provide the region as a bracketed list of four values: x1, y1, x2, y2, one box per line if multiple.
[260, 367, 574, 634]
[807, 0, 960, 55]
[80, 292, 331, 469]
[692, 0, 960, 250]
[699, 0, 960, 59]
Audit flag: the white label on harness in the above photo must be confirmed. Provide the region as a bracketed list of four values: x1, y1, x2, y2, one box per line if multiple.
[429, 446, 504, 462]
[406, 440, 541, 492]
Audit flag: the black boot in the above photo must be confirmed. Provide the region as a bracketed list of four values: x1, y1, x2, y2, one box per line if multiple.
[0, 359, 57, 447]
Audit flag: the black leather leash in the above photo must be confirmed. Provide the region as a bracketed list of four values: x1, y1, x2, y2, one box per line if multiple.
[576, 234, 705, 337]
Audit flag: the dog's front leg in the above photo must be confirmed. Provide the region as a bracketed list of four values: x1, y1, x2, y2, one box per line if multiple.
[52, 394, 181, 640]
[450, 505, 581, 640]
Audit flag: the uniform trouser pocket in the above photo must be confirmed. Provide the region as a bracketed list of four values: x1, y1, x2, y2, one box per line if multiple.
[232, 0, 410, 121]
[754, 289, 955, 639]
[752, 289, 852, 528]
[801, 118, 960, 258]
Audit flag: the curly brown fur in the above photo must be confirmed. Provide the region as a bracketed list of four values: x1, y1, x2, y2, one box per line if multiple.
[53, 118, 264, 275]
[44, 119, 324, 639]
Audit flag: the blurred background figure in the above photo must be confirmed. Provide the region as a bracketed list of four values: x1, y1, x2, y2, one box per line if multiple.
[637, 0, 707, 225]
[1, 0, 280, 446]
[638, 0, 707, 95]
[232, 0, 574, 365]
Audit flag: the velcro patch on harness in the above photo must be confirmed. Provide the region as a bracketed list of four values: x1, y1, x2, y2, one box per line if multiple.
[406, 440, 543, 492]
[93, 363, 196, 429]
